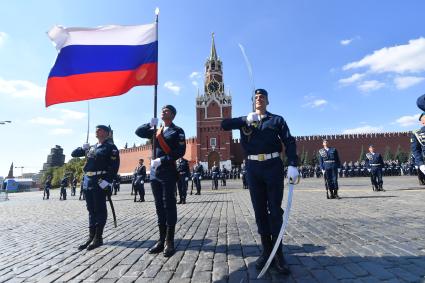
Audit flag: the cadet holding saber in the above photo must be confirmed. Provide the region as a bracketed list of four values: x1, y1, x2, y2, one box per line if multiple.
[221, 89, 299, 275]
[71, 125, 120, 251]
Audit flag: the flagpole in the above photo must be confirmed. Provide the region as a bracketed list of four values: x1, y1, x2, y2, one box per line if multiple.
[152, 8, 159, 159]
[86, 101, 90, 143]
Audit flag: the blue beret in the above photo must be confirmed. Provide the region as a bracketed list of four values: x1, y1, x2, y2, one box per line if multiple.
[417, 94, 425, 111]
[369, 144, 374, 148]
[255, 88, 268, 96]
[419, 112, 425, 121]
[162, 105, 177, 116]
[96, 125, 110, 133]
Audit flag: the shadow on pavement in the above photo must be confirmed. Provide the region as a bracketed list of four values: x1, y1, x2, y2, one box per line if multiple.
[341, 195, 397, 199]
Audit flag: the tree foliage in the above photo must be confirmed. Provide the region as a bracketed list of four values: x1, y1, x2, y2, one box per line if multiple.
[41, 157, 85, 188]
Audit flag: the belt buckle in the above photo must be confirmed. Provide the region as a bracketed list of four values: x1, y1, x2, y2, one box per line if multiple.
[258, 154, 265, 161]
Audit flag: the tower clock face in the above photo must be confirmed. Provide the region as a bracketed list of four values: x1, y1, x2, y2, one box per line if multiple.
[208, 81, 220, 93]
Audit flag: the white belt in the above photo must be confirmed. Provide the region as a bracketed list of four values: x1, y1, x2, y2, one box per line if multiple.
[324, 160, 335, 163]
[86, 171, 107, 177]
[370, 164, 381, 166]
[247, 152, 280, 161]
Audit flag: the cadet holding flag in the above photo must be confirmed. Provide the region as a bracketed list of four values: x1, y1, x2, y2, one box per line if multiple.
[71, 125, 120, 251]
[135, 105, 186, 257]
[221, 89, 299, 275]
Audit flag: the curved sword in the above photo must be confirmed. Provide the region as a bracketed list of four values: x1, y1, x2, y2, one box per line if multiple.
[106, 190, 117, 228]
[258, 182, 295, 278]
[238, 43, 255, 112]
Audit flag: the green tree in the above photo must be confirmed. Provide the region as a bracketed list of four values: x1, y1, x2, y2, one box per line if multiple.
[394, 145, 401, 161]
[383, 146, 393, 161]
[303, 151, 310, 165]
[52, 166, 65, 187]
[299, 146, 305, 166]
[394, 145, 409, 163]
[358, 145, 365, 162]
[310, 151, 318, 166]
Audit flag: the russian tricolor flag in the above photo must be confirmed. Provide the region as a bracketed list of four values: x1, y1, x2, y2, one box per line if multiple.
[46, 23, 157, 107]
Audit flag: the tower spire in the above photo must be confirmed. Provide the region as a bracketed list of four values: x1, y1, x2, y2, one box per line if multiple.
[210, 32, 217, 60]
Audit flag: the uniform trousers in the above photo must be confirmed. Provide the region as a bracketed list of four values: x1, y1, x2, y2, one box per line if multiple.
[246, 158, 284, 237]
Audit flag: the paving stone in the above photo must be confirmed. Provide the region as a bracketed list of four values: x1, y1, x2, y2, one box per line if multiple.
[1, 177, 425, 282]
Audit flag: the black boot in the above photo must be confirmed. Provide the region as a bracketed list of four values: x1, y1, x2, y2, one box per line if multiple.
[272, 237, 290, 275]
[255, 235, 272, 270]
[87, 225, 104, 250]
[149, 225, 166, 254]
[182, 197, 186, 204]
[334, 190, 341, 199]
[163, 226, 176, 257]
[78, 226, 95, 250]
[177, 198, 183, 204]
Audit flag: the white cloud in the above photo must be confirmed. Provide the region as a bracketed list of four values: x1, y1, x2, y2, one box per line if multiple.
[49, 128, 73, 135]
[58, 109, 87, 120]
[342, 125, 383, 134]
[340, 39, 353, 46]
[0, 32, 8, 46]
[303, 99, 328, 108]
[357, 80, 385, 92]
[30, 117, 64, 126]
[338, 73, 365, 85]
[189, 71, 202, 89]
[0, 77, 44, 99]
[189, 72, 201, 79]
[394, 76, 425, 90]
[393, 114, 420, 127]
[343, 37, 425, 74]
[163, 81, 181, 95]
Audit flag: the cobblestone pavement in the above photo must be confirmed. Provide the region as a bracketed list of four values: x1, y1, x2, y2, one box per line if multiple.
[1, 176, 425, 283]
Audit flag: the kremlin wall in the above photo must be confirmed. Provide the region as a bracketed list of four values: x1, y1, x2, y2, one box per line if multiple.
[118, 131, 411, 175]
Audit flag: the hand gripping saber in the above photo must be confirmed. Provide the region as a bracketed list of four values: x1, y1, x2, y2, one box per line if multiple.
[258, 182, 295, 278]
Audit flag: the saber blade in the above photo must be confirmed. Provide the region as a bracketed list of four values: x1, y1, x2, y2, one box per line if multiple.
[238, 43, 255, 111]
[257, 183, 294, 278]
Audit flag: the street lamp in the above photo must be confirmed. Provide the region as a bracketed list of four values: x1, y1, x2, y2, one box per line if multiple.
[0, 121, 12, 125]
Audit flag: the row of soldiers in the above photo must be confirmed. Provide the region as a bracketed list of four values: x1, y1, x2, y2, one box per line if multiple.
[43, 174, 120, 200]
[297, 159, 407, 179]
[131, 158, 248, 204]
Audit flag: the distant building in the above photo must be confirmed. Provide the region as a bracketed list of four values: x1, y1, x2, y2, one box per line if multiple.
[42, 145, 65, 171]
[38, 145, 65, 182]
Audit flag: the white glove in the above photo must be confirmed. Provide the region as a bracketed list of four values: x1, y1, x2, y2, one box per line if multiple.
[199, 176, 202, 180]
[140, 180, 144, 184]
[338, 168, 341, 173]
[420, 165, 425, 174]
[322, 170, 325, 174]
[368, 168, 371, 172]
[287, 166, 300, 184]
[82, 143, 90, 150]
[151, 158, 161, 170]
[246, 112, 260, 125]
[185, 177, 189, 181]
[98, 179, 110, 189]
[150, 117, 159, 128]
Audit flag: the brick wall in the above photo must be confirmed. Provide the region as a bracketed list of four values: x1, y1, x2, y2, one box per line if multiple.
[118, 131, 412, 174]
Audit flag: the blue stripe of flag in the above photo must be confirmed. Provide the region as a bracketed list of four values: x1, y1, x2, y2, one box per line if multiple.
[49, 41, 158, 77]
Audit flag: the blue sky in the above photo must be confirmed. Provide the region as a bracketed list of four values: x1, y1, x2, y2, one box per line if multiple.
[1, 0, 425, 176]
